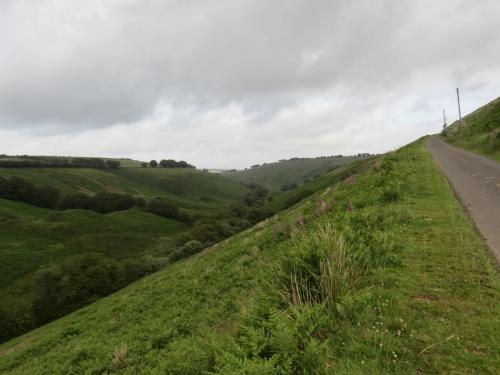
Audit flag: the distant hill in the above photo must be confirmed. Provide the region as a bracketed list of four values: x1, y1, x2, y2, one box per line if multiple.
[1, 140, 498, 374]
[225, 154, 372, 191]
[444, 96, 500, 161]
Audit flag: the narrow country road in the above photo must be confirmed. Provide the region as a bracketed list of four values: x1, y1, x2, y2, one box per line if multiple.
[427, 136, 500, 264]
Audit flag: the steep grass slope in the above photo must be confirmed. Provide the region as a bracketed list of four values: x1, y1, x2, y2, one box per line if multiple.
[0, 167, 250, 215]
[444, 96, 500, 161]
[0, 140, 498, 374]
[0, 198, 186, 310]
[226, 155, 369, 191]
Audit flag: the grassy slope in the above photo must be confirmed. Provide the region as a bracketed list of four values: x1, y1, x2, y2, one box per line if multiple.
[0, 198, 186, 310]
[1, 140, 499, 374]
[0, 167, 249, 215]
[444, 96, 500, 161]
[226, 155, 367, 190]
[264, 158, 372, 212]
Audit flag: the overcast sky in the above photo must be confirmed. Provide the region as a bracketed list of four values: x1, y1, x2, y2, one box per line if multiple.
[1, 0, 500, 168]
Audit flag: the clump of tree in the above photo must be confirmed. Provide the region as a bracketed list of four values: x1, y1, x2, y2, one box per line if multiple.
[159, 159, 195, 169]
[71, 157, 106, 169]
[0, 306, 34, 343]
[168, 240, 204, 262]
[33, 253, 149, 324]
[281, 182, 298, 191]
[0, 156, 122, 169]
[243, 183, 269, 206]
[149, 160, 158, 168]
[283, 189, 314, 209]
[106, 160, 121, 169]
[59, 191, 145, 213]
[0, 176, 60, 208]
[145, 197, 191, 223]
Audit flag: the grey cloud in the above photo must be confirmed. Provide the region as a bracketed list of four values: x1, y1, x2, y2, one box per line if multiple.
[0, 0, 499, 167]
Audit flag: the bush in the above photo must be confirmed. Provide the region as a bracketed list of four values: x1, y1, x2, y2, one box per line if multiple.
[168, 240, 204, 262]
[71, 157, 106, 169]
[121, 259, 150, 283]
[90, 191, 136, 213]
[0, 176, 60, 208]
[0, 306, 34, 344]
[59, 192, 92, 210]
[146, 198, 179, 219]
[159, 159, 195, 168]
[106, 160, 121, 169]
[283, 189, 313, 209]
[246, 207, 274, 224]
[281, 182, 298, 192]
[149, 160, 158, 168]
[33, 253, 126, 324]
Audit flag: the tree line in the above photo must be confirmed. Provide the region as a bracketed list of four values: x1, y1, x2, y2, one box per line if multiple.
[0, 157, 121, 169]
[142, 159, 195, 168]
[0, 176, 190, 222]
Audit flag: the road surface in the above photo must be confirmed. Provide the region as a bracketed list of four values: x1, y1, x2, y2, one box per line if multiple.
[427, 136, 500, 264]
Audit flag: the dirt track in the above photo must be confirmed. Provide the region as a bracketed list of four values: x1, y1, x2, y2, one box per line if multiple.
[427, 136, 500, 264]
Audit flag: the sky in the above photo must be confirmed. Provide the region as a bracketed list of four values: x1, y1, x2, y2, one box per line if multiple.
[1, 0, 500, 168]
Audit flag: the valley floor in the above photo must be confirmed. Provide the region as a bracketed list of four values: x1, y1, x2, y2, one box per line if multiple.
[0, 139, 498, 374]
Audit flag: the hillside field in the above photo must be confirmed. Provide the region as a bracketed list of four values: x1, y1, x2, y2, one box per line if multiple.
[444, 96, 500, 161]
[226, 155, 370, 191]
[0, 167, 250, 215]
[1, 139, 498, 374]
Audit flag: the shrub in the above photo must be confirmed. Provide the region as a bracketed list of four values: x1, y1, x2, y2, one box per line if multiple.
[168, 240, 204, 262]
[0, 176, 60, 208]
[59, 192, 93, 210]
[149, 160, 158, 168]
[90, 191, 136, 213]
[283, 189, 313, 209]
[0, 305, 34, 344]
[33, 253, 126, 324]
[106, 160, 121, 169]
[146, 198, 179, 219]
[121, 259, 150, 283]
[159, 159, 195, 168]
[281, 182, 298, 191]
[71, 157, 106, 169]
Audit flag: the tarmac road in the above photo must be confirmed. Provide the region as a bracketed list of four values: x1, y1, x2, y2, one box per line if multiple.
[427, 135, 500, 264]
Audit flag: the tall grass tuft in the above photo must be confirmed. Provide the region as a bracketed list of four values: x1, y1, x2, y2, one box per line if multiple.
[111, 343, 128, 370]
[281, 223, 364, 312]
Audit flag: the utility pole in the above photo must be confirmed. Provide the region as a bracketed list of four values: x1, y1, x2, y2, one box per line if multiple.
[456, 87, 462, 121]
[442, 108, 447, 131]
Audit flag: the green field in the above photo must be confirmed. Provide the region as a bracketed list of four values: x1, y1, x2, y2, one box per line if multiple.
[1, 139, 498, 374]
[444, 96, 500, 161]
[226, 155, 369, 191]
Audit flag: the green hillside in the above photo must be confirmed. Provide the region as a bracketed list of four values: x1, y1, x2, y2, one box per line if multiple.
[444, 96, 500, 161]
[1, 139, 498, 374]
[0, 167, 250, 215]
[225, 154, 370, 191]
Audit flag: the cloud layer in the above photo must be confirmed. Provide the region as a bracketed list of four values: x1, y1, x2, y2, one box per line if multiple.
[1, 0, 500, 167]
